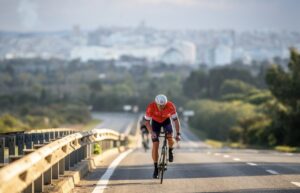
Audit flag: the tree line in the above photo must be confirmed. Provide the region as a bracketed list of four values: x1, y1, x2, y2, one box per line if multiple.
[185, 49, 300, 147]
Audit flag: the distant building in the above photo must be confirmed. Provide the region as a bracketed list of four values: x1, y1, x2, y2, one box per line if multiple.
[161, 48, 185, 65]
[214, 45, 232, 66]
[161, 41, 196, 65]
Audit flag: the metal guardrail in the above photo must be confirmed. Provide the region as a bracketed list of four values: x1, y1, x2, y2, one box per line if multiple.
[0, 128, 77, 164]
[0, 128, 128, 193]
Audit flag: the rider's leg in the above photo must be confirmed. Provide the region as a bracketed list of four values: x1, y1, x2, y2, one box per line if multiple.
[152, 141, 159, 162]
[165, 123, 174, 162]
[167, 133, 174, 148]
[151, 122, 160, 178]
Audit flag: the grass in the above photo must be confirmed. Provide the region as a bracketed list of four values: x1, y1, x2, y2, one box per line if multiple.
[204, 139, 246, 149]
[275, 145, 300, 153]
[205, 139, 300, 153]
[190, 128, 299, 152]
[93, 143, 102, 154]
[82, 119, 102, 130]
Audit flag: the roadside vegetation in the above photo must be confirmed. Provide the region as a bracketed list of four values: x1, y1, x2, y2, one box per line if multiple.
[1, 48, 299, 151]
[186, 48, 300, 150]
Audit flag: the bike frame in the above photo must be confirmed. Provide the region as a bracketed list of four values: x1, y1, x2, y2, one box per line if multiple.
[158, 128, 169, 184]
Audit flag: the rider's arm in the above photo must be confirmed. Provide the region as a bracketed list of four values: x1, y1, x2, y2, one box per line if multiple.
[144, 104, 153, 133]
[173, 118, 181, 135]
[170, 103, 181, 136]
[145, 120, 152, 133]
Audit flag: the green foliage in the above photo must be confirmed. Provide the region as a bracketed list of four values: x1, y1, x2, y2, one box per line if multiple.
[187, 100, 257, 141]
[244, 90, 273, 105]
[265, 48, 300, 146]
[93, 143, 102, 154]
[0, 114, 28, 133]
[183, 70, 207, 99]
[220, 79, 257, 96]
[183, 66, 259, 99]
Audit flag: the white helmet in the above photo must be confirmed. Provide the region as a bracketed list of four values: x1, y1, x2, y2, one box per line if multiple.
[155, 94, 168, 106]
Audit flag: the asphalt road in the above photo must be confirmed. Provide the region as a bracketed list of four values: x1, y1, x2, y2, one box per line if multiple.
[92, 112, 138, 134]
[72, 121, 300, 193]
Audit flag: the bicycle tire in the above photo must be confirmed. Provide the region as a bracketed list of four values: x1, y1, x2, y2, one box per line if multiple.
[160, 146, 166, 184]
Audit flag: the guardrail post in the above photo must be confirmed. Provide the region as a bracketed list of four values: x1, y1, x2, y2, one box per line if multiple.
[32, 133, 39, 145]
[65, 154, 70, 170]
[25, 134, 33, 149]
[52, 162, 59, 179]
[7, 136, 16, 156]
[16, 134, 24, 155]
[38, 133, 44, 144]
[34, 174, 44, 193]
[59, 158, 65, 175]
[79, 147, 83, 161]
[83, 145, 87, 159]
[87, 144, 92, 158]
[110, 140, 114, 149]
[50, 132, 54, 140]
[44, 167, 52, 185]
[0, 138, 4, 163]
[125, 136, 129, 147]
[75, 149, 79, 164]
[55, 131, 59, 139]
[70, 151, 75, 167]
[23, 183, 34, 193]
[45, 132, 50, 142]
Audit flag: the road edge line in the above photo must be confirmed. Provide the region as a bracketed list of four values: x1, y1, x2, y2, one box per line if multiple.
[91, 148, 134, 193]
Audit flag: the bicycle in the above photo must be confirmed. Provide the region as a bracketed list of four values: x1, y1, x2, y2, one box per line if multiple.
[142, 137, 149, 152]
[141, 129, 149, 152]
[158, 128, 169, 184]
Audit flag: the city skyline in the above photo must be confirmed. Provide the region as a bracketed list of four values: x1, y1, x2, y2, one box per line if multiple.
[0, 0, 300, 32]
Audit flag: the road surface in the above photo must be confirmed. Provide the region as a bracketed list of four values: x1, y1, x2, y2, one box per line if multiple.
[92, 112, 138, 134]
[72, 120, 300, 193]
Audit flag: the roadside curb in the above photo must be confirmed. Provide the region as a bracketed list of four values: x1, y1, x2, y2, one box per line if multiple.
[47, 147, 125, 193]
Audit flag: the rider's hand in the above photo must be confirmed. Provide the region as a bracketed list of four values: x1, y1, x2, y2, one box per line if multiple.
[151, 131, 157, 140]
[175, 133, 181, 141]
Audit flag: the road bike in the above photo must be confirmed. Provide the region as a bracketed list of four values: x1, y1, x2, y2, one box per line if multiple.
[158, 128, 168, 184]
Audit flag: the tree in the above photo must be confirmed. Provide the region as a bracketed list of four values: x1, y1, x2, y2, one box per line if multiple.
[183, 70, 207, 99]
[220, 79, 257, 96]
[265, 48, 300, 146]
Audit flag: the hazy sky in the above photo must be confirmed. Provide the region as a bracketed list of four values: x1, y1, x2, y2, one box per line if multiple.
[0, 0, 299, 32]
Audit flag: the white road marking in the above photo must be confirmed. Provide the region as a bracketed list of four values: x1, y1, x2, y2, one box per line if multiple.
[247, 162, 257, 166]
[180, 128, 202, 148]
[223, 155, 230, 158]
[214, 153, 220, 156]
[285, 153, 294, 156]
[124, 122, 134, 135]
[291, 182, 300, 187]
[233, 158, 241, 161]
[266, 170, 279, 175]
[207, 152, 211, 155]
[92, 149, 134, 193]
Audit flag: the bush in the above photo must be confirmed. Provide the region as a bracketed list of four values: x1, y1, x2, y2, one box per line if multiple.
[93, 143, 102, 154]
[186, 100, 257, 141]
[0, 114, 29, 133]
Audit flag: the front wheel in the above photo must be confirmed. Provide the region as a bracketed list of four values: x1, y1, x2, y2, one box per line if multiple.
[159, 147, 167, 184]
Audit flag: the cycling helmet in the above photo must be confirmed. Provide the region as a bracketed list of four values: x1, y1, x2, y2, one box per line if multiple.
[155, 94, 168, 106]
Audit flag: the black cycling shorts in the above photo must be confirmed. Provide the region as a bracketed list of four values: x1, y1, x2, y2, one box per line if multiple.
[151, 118, 173, 142]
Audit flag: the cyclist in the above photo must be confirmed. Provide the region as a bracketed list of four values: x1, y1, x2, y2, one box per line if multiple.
[144, 94, 181, 179]
[140, 118, 150, 150]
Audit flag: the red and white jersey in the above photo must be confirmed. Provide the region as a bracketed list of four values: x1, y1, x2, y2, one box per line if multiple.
[144, 101, 178, 123]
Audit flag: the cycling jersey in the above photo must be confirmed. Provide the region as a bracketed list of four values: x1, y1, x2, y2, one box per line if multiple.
[144, 101, 178, 123]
